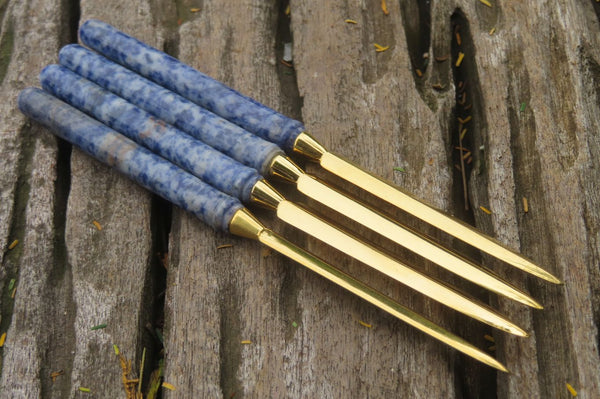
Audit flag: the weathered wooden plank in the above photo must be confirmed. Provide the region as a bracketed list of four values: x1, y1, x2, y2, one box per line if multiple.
[56, 1, 171, 397]
[164, 1, 297, 397]
[290, 1, 458, 397]
[0, 0, 71, 397]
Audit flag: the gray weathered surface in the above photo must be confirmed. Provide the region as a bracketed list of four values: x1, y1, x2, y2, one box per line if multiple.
[1, 0, 599, 397]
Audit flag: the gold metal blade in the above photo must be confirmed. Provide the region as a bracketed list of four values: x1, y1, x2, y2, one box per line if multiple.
[293, 133, 560, 284]
[276, 200, 527, 336]
[259, 228, 509, 372]
[295, 174, 542, 309]
[229, 208, 508, 371]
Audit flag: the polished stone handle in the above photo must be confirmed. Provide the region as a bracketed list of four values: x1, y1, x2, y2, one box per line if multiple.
[78, 19, 305, 152]
[18, 87, 243, 232]
[59, 44, 283, 177]
[40, 64, 262, 203]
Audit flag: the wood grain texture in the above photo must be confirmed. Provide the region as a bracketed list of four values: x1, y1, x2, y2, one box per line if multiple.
[1, 0, 599, 397]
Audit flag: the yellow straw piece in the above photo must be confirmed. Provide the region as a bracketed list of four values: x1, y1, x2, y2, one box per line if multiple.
[456, 52, 465, 67]
[241, 340, 252, 344]
[162, 382, 176, 391]
[489, 27, 496, 35]
[381, 0, 389, 15]
[480, 206, 492, 215]
[458, 116, 472, 124]
[479, 0, 493, 7]
[78, 387, 91, 393]
[374, 43, 390, 52]
[523, 197, 529, 213]
[8, 239, 18, 250]
[359, 321, 372, 328]
[113, 344, 120, 355]
[190, 8, 200, 12]
[484, 334, 495, 343]
[345, 19, 357, 24]
[92, 220, 102, 231]
[0, 332, 6, 347]
[216, 244, 233, 249]
[566, 383, 577, 397]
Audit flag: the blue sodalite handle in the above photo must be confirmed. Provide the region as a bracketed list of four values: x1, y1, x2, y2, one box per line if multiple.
[40, 64, 261, 203]
[79, 19, 305, 153]
[18, 87, 243, 232]
[59, 44, 282, 176]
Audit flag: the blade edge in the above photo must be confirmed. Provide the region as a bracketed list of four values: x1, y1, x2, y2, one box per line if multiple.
[319, 152, 561, 284]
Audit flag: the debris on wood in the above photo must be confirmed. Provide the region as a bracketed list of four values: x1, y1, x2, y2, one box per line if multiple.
[78, 387, 91, 393]
[7, 239, 18, 250]
[241, 340, 252, 344]
[523, 197, 529, 213]
[155, 328, 164, 345]
[261, 247, 272, 258]
[479, 0, 493, 7]
[162, 382, 176, 391]
[117, 350, 141, 398]
[0, 332, 6, 347]
[566, 383, 578, 397]
[458, 115, 472, 124]
[50, 370, 65, 382]
[489, 27, 496, 35]
[138, 347, 146, 396]
[455, 52, 465, 67]
[381, 0, 389, 15]
[358, 320, 372, 328]
[158, 252, 169, 269]
[146, 360, 164, 399]
[435, 54, 449, 62]
[90, 323, 107, 331]
[92, 220, 102, 231]
[344, 19, 357, 24]
[216, 244, 233, 250]
[374, 43, 389, 52]
[479, 206, 492, 215]
[283, 42, 293, 63]
[190, 8, 200, 13]
[484, 334, 495, 343]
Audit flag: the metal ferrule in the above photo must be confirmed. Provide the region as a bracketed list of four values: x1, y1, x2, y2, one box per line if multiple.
[250, 179, 285, 210]
[269, 155, 304, 183]
[292, 132, 326, 161]
[228, 208, 265, 240]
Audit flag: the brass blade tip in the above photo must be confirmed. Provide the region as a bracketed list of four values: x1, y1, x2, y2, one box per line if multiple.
[488, 359, 510, 374]
[544, 273, 562, 285]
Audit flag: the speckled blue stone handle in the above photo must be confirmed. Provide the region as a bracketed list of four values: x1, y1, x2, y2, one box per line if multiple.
[40, 64, 261, 203]
[78, 19, 305, 153]
[59, 44, 282, 176]
[18, 87, 243, 232]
